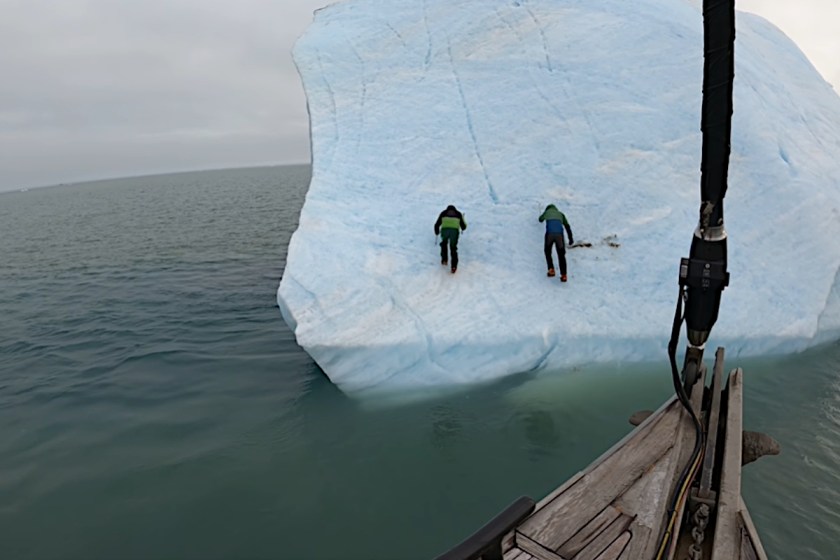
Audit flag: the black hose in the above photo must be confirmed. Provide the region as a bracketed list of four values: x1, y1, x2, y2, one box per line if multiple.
[654, 287, 706, 558]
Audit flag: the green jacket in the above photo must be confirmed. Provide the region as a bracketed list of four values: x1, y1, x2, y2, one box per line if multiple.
[539, 204, 574, 243]
[434, 206, 467, 234]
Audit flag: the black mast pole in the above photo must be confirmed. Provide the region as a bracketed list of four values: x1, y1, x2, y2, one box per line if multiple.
[655, 6, 737, 555]
[678, 0, 734, 381]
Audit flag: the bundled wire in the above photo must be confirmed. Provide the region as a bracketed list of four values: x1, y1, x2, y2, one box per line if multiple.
[653, 287, 707, 560]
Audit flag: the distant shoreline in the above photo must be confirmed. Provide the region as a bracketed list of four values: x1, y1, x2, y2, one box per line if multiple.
[0, 162, 312, 195]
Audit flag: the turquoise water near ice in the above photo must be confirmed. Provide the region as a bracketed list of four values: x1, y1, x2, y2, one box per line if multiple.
[1, 166, 838, 559]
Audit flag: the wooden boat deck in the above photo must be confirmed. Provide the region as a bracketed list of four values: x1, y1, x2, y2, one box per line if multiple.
[437, 349, 769, 560]
[504, 393, 689, 560]
[496, 360, 765, 560]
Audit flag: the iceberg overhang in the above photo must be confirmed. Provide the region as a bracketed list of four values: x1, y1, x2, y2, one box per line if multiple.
[278, 0, 840, 393]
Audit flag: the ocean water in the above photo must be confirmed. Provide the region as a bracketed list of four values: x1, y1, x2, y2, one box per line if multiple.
[0, 166, 838, 560]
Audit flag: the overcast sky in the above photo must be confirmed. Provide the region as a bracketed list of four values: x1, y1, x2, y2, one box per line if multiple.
[0, 0, 837, 191]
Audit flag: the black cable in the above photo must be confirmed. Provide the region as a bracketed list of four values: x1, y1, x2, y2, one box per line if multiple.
[654, 288, 706, 558]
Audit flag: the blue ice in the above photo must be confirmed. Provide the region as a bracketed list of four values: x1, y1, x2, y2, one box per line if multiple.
[278, 0, 840, 394]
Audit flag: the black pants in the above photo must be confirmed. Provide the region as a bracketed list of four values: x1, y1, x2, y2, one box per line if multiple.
[440, 229, 460, 268]
[544, 233, 567, 275]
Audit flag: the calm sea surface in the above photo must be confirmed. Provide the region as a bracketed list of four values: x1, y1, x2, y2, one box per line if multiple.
[1, 166, 838, 559]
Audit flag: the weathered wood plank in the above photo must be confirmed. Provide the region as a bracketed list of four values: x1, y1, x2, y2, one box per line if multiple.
[519, 400, 682, 550]
[534, 470, 588, 512]
[516, 532, 569, 560]
[616, 523, 652, 560]
[533, 396, 679, 510]
[610, 443, 682, 558]
[740, 523, 759, 560]
[591, 531, 632, 560]
[504, 548, 535, 560]
[572, 515, 633, 560]
[711, 368, 744, 560]
[738, 498, 768, 560]
[614, 439, 678, 528]
[557, 506, 621, 557]
[699, 347, 725, 499]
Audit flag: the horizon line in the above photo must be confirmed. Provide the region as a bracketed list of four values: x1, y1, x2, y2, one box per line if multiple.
[0, 161, 313, 194]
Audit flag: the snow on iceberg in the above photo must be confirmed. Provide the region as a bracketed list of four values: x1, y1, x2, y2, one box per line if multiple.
[278, 0, 840, 394]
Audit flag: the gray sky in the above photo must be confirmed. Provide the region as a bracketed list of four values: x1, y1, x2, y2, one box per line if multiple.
[0, 0, 837, 191]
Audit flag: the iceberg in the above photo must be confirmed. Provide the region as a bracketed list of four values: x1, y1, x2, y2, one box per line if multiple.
[278, 0, 840, 394]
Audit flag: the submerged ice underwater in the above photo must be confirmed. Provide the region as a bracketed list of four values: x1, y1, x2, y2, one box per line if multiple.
[1, 167, 839, 559]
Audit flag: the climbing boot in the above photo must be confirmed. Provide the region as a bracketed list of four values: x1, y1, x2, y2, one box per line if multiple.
[441, 258, 448, 266]
[451, 266, 457, 274]
[547, 268, 556, 277]
[561, 274, 568, 282]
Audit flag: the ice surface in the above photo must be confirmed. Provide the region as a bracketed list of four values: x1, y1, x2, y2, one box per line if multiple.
[278, 0, 840, 394]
